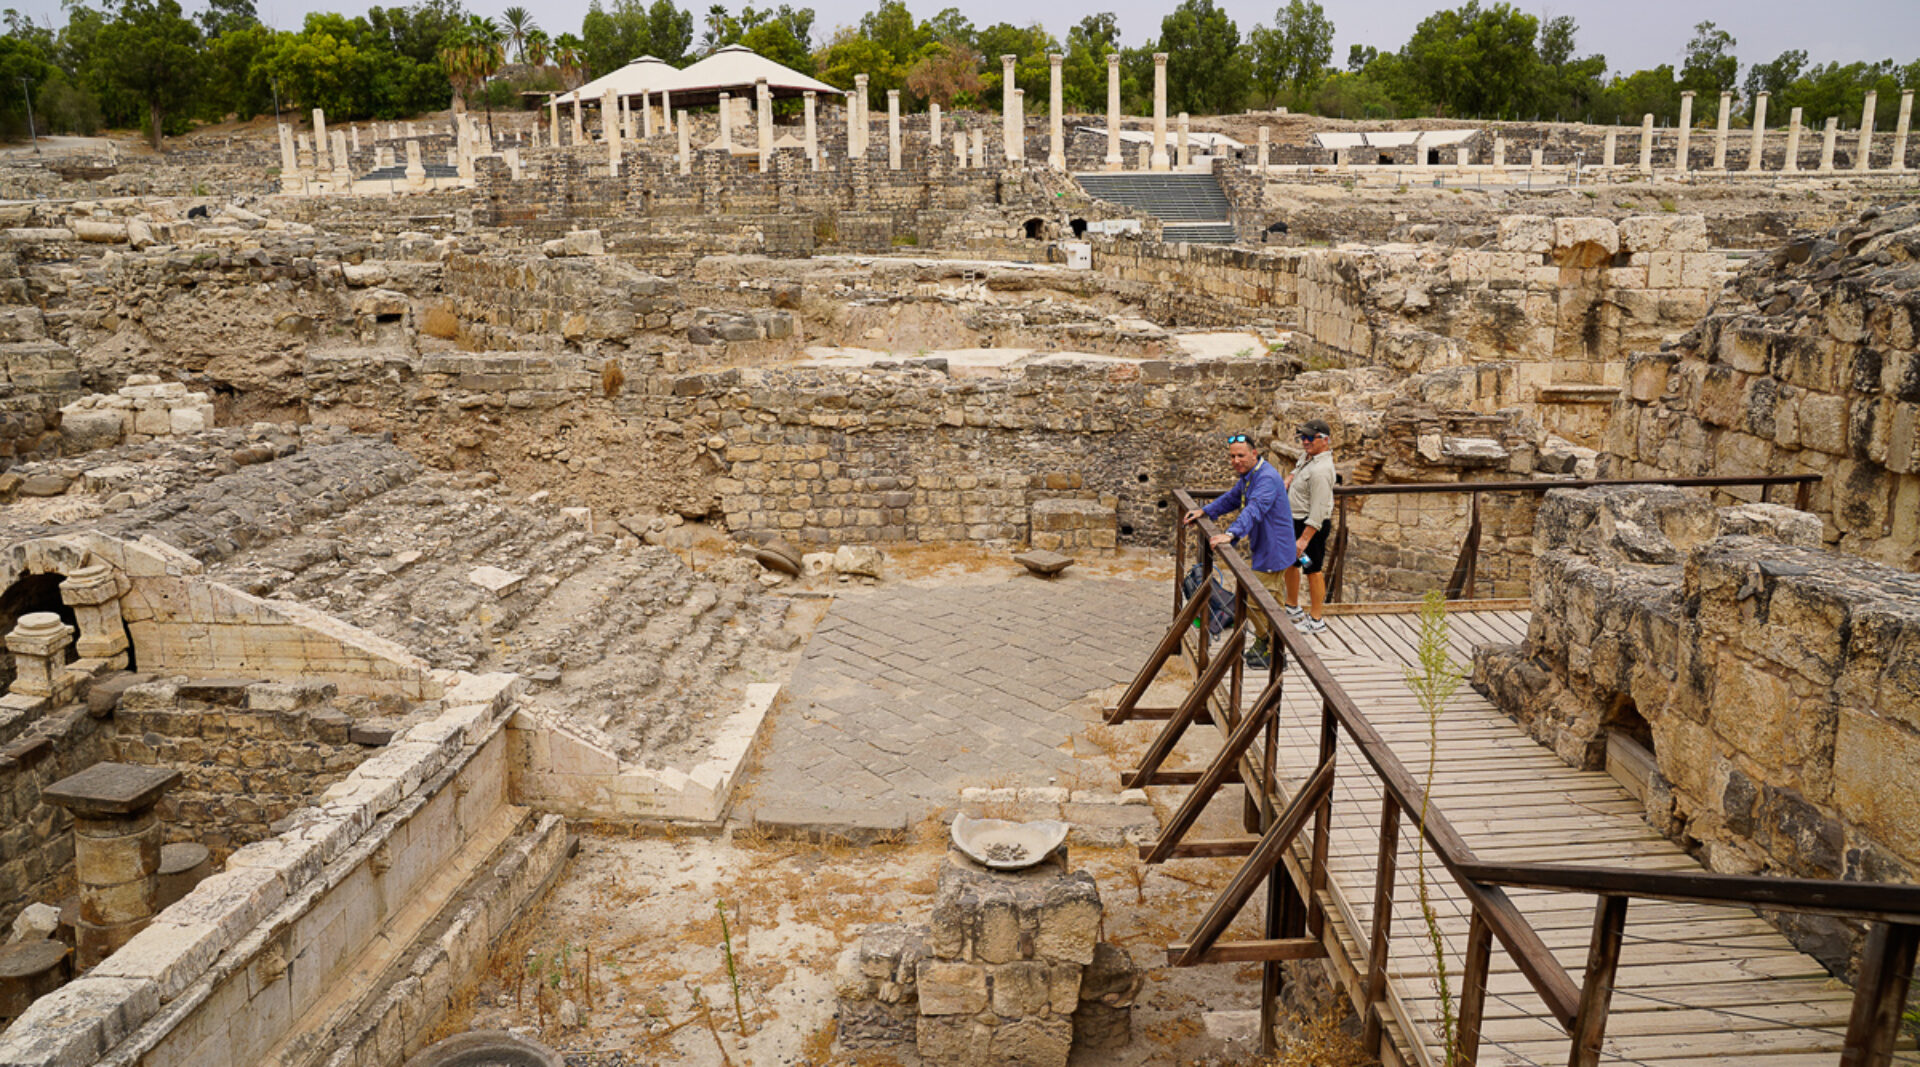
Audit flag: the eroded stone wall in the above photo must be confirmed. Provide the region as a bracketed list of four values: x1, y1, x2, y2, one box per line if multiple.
[1474, 486, 1920, 969]
[1603, 203, 1920, 572]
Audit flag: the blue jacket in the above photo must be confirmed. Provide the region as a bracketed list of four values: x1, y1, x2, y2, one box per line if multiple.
[1203, 459, 1299, 573]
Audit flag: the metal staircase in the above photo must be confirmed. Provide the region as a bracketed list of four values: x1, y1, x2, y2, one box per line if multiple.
[1073, 173, 1237, 245]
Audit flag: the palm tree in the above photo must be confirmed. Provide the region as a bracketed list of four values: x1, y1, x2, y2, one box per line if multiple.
[524, 27, 550, 69]
[439, 16, 507, 138]
[553, 32, 586, 89]
[502, 6, 536, 63]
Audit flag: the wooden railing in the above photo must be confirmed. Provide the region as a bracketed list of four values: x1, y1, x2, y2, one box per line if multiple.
[1104, 483, 1920, 1065]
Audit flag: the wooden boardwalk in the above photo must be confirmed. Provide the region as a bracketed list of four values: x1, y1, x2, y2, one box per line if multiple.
[1256, 607, 1879, 1067]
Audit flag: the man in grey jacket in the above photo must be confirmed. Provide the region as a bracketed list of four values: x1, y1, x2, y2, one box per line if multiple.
[1284, 419, 1336, 634]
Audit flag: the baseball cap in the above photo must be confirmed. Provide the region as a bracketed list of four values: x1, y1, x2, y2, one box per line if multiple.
[1297, 419, 1332, 439]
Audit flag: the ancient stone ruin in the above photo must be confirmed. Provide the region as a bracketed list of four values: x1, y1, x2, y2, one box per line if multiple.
[0, 65, 1916, 1067]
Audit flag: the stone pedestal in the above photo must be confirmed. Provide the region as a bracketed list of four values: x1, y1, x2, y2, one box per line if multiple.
[1257, 125, 1269, 172]
[59, 564, 128, 665]
[5, 613, 74, 701]
[43, 762, 181, 969]
[0, 941, 70, 1025]
[1820, 117, 1839, 173]
[835, 846, 1140, 1065]
[313, 108, 330, 171]
[405, 140, 425, 187]
[156, 841, 212, 911]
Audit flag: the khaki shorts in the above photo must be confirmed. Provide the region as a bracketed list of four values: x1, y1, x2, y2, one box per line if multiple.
[1249, 569, 1288, 643]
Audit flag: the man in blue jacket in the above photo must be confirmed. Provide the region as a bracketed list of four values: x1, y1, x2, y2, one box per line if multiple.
[1182, 432, 1299, 668]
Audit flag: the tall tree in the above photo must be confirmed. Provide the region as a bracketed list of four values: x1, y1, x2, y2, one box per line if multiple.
[501, 6, 535, 62]
[197, 0, 257, 39]
[903, 38, 980, 107]
[1679, 20, 1737, 97]
[92, 0, 202, 148]
[1401, 1, 1538, 118]
[1246, 0, 1332, 109]
[1060, 12, 1121, 112]
[1743, 48, 1804, 111]
[1159, 0, 1245, 115]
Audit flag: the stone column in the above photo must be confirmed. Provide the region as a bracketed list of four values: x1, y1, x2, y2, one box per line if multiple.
[406, 121, 417, 138]
[350, 124, 360, 151]
[1257, 126, 1269, 172]
[277, 123, 301, 191]
[845, 91, 859, 159]
[1784, 107, 1803, 171]
[570, 100, 584, 146]
[1820, 116, 1839, 172]
[953, 129, 965, 168]
[59, 565, 127, 665]
[313, 108, 330, 171]
[641, 91, 653, 138]
[1492, 135, 1505, 168]
[1530, 147, 1543, 172]
[44, 763, 181, 969]
[1176, 112, 1190, 167]
[331, 129, 351, 187]
[1747, 91, 1768, 171]
[678, 110, 692, 174]
[1713, 90, 1731, 169]
[930, 102, 942, 160]
[505, 147, 521, 180]
[1857, 90, 1878, 172]
[604, 88, 622, 174]
[405, 140, 425, 186]
[1105, 54, 1123, 170]
[1894, 90, 1913, 173]
[970, 127, 984, 169]
[1639, 113, 1654, 173]
[549, 98, 560, 146]
[1012, 90, 1026, 161]
[887, 89, 901, 169]
[1676, 91, 1694, 172]
[758, 79, 775, 171]
[854, 76, 869, 156]
[387, 122, 398, 140]
[717, 92, 733, 153]
[1001, 55, 1019, 162]
[5, 613, 72, 701]
[1048, 53, 1065, 170]
[804, 91, 819, 170]
[1139, 142, 1150, 169]
[1150, 53, 1169, 171]
[1455, 146, 1469, 169]
[660, 90, 673, 135]
[1603, 128, 1616, 168]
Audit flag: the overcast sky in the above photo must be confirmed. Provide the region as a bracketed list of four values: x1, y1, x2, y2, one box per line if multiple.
[16, 0, 1920, 79]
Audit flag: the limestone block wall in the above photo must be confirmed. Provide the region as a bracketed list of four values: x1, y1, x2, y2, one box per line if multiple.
[0, 673, 569, 1067]
[109, 679, 373, 860]
[706, 356, 1286, 549]
[1087, 236, 1305, 327]
[1602, 204, 1920, 572]
[56, 378, 216, 454]
[1027, 496, 1119, 556]
[1473, 486, 1919, 969]
[1, 331, 84, 469]
[0, 701, 109, 936]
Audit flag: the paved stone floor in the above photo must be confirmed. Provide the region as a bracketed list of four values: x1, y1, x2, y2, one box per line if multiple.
[740, 576, 1165, 828]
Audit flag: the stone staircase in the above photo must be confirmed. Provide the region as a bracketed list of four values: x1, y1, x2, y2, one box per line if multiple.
[207, 472, 794, 763]
[1073, 173, 1238, 245]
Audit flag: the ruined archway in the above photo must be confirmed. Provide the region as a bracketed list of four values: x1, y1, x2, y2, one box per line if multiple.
[0, 574, 76, 691]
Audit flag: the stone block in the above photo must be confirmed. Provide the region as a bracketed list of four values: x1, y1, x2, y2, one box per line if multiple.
[917, 1015, 992, 1065]
[1834, 707, 1920, 859]
[915, 958, 987, 1015]
[988, 1016, 1072, 1067]
[1497, 215, 1552, 254]
[990, 960, 1050, 1016]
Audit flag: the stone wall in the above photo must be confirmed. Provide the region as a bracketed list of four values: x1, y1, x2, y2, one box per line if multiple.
[109, 678, 373, 859]
[1602, 203, 1920, 572]
[1088, 236, 1304, 327]
[0, 701, 108, 936]
[1473, 486, 1919, 970]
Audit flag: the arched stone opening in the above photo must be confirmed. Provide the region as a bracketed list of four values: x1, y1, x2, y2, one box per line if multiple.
[1069, 218, 1088, 238]
[1023, 218, 1044, 240]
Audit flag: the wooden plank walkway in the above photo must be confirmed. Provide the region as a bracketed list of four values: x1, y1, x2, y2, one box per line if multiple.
[1256, 607, 1884, 1067]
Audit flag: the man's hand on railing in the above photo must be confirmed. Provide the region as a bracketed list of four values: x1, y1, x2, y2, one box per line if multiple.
[1209, 532, 1233, 548]
[1181, 507, 1204, 525]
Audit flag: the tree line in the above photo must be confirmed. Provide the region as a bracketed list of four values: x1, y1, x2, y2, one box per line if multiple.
[1, 0, 1914, 150]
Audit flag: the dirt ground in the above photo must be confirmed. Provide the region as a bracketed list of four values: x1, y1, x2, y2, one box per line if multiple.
[433, 656, 1361, 1066]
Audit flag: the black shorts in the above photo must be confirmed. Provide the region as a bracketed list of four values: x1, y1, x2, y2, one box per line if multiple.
[1294, 520, 1330, 575]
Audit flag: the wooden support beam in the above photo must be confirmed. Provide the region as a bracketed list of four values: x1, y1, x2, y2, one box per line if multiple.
[1120, 768, 1241, 787]
[1140, 838, 1259, 860]
[1456, 907, 1494, 1067]
[1139, 682, 1281, 856]
[1172, 759, 1334, 967]
[1361, 794, 1401, 1057]
[1107, 574, 1213, 724]
[1166, 938, 1327, 965]
[1125, 620, 1246, 790]
[1567, 895, 1629, 1067]
[1107, 706, 1214, 723]
[1841, 921, 1920, 1067]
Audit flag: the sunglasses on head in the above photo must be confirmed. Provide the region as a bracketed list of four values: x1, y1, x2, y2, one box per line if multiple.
[1226, 434, 1249, 444]
[1298, 432, 1324, 441]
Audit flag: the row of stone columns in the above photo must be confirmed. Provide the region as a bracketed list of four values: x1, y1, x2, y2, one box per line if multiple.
[1667, 88, 1912, 174]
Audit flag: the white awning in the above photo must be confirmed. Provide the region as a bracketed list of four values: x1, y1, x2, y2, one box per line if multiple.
[1311, 129, 1479, 149]
[554, 56, 681, 106]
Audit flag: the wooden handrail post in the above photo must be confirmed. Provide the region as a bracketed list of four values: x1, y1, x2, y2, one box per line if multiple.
[1795, 477, 1812, 513]
[1308, 700, 1336, 940]
[1361, 793, 1402, 1056]
[1456, 906, 1494, 1067]
[1840, 921, 1920, 1067]
[1327, 494, 1349, 603]
[1568, 895, 1630, 1067]
[1174, 504, 1187, 617]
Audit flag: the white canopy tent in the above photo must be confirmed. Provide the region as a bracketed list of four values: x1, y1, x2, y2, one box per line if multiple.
[553, 55, 680, 107]
[666, 44, 840, 106]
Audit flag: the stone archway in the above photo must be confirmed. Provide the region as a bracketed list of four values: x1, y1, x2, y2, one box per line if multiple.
[0, 574, 74, 691]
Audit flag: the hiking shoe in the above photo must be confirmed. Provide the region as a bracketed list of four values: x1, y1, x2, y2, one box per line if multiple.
[1244, 637, 1271, 669]
[1284, 605, 1307, 622]
[1300, 618, 1329, 635]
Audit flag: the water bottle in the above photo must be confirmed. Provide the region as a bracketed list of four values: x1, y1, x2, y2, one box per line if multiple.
[1297, 552, 1311, 569]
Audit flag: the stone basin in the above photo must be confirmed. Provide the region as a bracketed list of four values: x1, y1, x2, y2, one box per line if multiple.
[950, 813, 1069, 870]
[402, 1031, 564, 1067]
